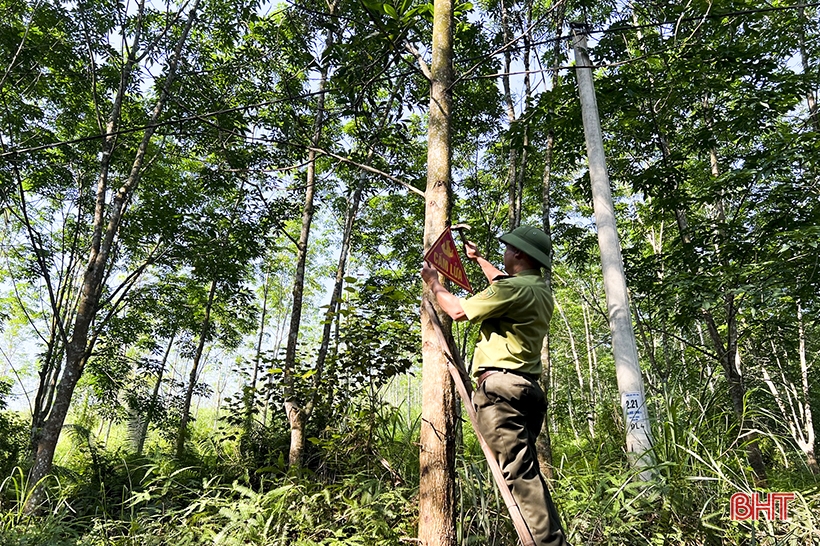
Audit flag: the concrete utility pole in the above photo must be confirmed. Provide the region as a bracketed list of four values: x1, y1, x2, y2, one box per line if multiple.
[571, 23, 655, 479]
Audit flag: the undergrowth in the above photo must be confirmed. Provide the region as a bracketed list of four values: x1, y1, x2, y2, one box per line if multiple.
[1, 394, 819, 545]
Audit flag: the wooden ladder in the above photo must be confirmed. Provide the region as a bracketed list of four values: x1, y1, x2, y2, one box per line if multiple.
[423, 298, 536, 546]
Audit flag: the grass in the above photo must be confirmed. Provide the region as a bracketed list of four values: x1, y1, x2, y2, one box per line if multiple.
[0, 394, 819, 545]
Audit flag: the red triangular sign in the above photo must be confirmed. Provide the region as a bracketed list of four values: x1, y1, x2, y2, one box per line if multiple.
[424, 229, 473, 293]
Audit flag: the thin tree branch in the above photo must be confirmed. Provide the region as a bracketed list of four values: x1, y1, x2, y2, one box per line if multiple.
[405, 43, 432, 81]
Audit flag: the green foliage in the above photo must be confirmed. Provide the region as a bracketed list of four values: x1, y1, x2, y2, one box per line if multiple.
[334, 274, 419, 391]
[1, 0, 819, 542]
[99, 474, 416, 545]
[1, 403, 421, 545]
[0, 413, 27, 481]
[551, 392, 820, 545]
[0, 382, 27, 478]
[2, 388, 820, 545]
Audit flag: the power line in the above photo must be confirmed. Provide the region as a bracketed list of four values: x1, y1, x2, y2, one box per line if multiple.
[597, 1, 820, 36]
[529, 1, 820, 50]
[1, 2, 817, 159]
[0, 90, 327, 159]
[443, 2, 820, 89]
[455, 1, 820, 63]
[452, 3, 820, 92]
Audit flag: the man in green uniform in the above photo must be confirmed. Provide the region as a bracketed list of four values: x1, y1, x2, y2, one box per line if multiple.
[421, 225, 569, 546]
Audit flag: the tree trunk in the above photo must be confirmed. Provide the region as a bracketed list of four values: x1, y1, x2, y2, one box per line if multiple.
[308, 73, 404, 423]
[24, 236, 85, 457]
[243, 268, 269, 443]
[136, 333, 175, 456]
[513, 7, 532, 227]
[555, 298, 587, 437]
[283, 6, 336, 468]
[707, 142, 768, 485]
[798, 6, 819, 130]
[536, 0, 564, 479]
[29, 328, 64, 463]
[667, 176, 767, 482]
[24, 0, 199, 513]
[702, 308, 767, 484]
[418, 0, 457, 542]
[262, 306, 289, 428]
[650, 81, 767, 482]
[499, 0, 520, 230]
[796, 302, 818, 473]
[582, 298, 598, 438]
[176, 278, 216, 458]
[537, 338, 555, 480]
[294, 180, 362, 443]
[308, 182, 361, 400]
[762, 304, 820, 474]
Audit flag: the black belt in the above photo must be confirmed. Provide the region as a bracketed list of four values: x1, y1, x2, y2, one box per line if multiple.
[476, 368, 539, 388]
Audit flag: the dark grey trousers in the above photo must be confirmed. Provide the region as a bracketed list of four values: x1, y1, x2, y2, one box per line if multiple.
[473, 371, 569, 546]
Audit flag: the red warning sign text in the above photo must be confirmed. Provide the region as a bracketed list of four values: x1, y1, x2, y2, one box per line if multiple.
[424, 229, 473, 293]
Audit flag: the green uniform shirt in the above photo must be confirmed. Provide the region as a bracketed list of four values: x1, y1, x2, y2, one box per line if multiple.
[459, 269, 554, 377]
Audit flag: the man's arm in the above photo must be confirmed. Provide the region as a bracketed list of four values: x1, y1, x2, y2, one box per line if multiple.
[420, 263, 467, 321]
[465, 241, 504, 283]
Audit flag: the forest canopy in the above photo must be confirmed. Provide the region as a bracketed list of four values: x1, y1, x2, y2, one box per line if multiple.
[0, 0, 818, 544]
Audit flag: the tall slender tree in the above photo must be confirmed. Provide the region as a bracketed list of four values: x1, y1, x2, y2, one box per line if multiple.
[14, 0, 203, 511]
[419, 0, 457, 542]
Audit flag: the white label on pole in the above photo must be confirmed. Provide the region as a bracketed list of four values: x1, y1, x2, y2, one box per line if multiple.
[622, 391, 655, 478]
[623, 391, 648, 433]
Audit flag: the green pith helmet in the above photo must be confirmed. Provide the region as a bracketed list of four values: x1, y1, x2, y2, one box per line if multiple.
[499, 225, 552, 268]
